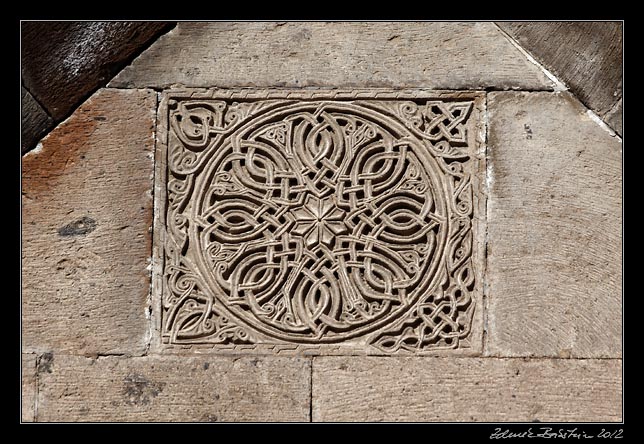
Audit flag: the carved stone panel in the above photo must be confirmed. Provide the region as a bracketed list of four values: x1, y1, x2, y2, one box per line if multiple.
[154, 89, 485, 355]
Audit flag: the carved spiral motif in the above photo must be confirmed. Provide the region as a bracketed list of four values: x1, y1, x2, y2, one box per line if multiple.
[163, 96, 476, 351]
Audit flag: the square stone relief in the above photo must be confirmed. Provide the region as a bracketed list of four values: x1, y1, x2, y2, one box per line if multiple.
[153, 89, 485, 355]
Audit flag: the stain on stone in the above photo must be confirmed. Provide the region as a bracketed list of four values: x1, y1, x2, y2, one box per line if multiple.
[79, 406, 90, 415]
[524, 123, 533, 139]
[123, 373, 166, 406]
[58, 216, 97, 237]
[37, 352, 54, 374]
[22, 115, 97, 199]
[558, 348, 572, 359]
[203, 362, 210, 370]
[201, 414, 219, 422]
[184, 67, 201, 77]
[293, 28, 312, 41]
[250, 358, 260, 367]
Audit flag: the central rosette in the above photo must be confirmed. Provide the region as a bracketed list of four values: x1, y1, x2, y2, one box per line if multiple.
[291, 196, 348, 248]
[194, 102, 448, 342]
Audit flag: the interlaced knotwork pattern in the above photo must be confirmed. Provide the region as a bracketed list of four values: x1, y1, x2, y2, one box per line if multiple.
[159, 92, 479, 353]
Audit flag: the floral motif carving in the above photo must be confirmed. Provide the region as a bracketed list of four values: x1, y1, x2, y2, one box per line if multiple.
[158, 90, 481, 353]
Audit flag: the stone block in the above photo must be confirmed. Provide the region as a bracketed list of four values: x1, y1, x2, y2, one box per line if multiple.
[486, 92, 621, 358]
[152, 89, 485, 355]
[22, 88, 156, 356]
[37, 355, 311, 422]
[498, 22, 622, 120]
[22, 21, 172, 120]
[111, 22, 554, 90]
[312, 357, 622, 422]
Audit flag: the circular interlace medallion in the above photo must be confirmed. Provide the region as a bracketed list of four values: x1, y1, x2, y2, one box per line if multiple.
[193, 102, 446, 342]
[162, 93, 476, 351]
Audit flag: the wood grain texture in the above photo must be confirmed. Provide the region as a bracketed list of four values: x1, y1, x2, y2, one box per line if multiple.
[22, 88, 156, 357]
[312, 357, 622, 422]
[22, 353, 37, 422]
[497, 22, 622, 133]
[487, 92, 622, 358]
[110, 22, 554, 90]
[22, 87, 53, 153]
[21, 22, 172, 121]
[37, 355, 311, 422]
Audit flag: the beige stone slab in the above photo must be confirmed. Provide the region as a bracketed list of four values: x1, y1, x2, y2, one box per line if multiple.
[22, 353, 37, 422]
[111, 22, 554, 90]
[37, 355, 311, 422]
[152, 89, 485, 356]
[22, 88, 156, 356]
[487, 92, 622, 358]
[312, 357, 622, 422]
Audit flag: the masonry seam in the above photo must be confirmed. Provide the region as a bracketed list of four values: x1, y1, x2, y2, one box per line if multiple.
[33, 353, 41, 422]
[482, 92, 490, 357]
[21, 23, 176, 156]
[309, 357, 314, 422]
[21, 84, 54, 120]
[144, 90, 160, 357]
[605, 96, 622, 117]
[494, 22, 622, 140]
[106, 85, 556, 93]
[493, 23, 567, 92]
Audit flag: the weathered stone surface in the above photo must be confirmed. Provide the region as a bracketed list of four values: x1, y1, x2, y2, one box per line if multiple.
[604, 98, 623, 135]
[111, 22, 554, 90]
[22, 353, 37, 422]
[154, 89, 485, 355]
[487, 92, 622, 358]
[37, 355, 310, 422]
[312, 357, 622, 422]
[497, 22, 622, 127]
[21, 21, 172, 121]
[22, 88, 156, 356]
[22, 87, 53, 153]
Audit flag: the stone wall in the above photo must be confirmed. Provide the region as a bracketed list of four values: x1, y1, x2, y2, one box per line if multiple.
[22, 22, 622, 423]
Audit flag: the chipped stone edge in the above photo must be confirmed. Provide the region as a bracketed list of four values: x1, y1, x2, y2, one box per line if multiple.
[150, 88, 486, 357]
[23, 142, 44, 157]
[150, 91, 169, 355]
[143, 90, 160, 356]
[558, 90, 622, 142]
[493, 23, 567, 92]
[494, 23, 624, 140]
[482, 92, 492, 356]
[587, 108, 622, 141]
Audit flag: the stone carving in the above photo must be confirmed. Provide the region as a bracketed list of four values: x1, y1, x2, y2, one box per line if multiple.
[157, 90, 481, 354]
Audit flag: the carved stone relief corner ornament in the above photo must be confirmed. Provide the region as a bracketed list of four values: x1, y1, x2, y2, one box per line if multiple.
[153, 89, 485, 355]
